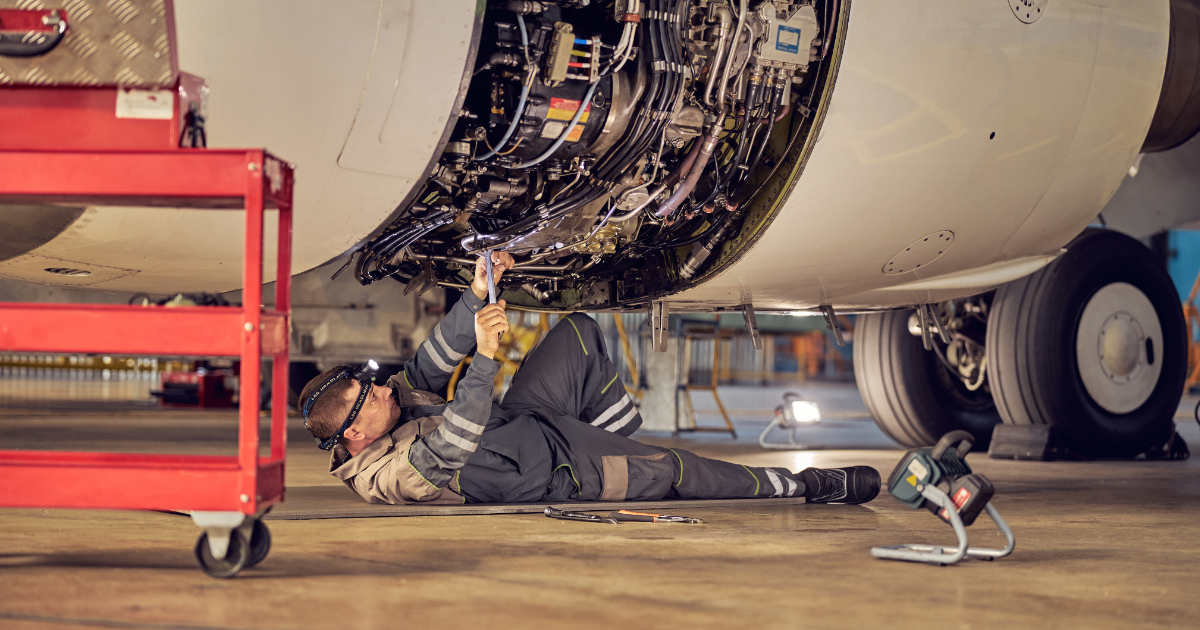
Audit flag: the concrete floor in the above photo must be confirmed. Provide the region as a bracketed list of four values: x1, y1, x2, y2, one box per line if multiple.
[1, 384, 1198, 629]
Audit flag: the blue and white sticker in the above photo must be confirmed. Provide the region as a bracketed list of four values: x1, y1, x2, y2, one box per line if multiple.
[775, 25, 802, 54]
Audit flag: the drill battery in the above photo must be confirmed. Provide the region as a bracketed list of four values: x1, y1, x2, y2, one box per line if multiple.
[928, 473, 994, 527]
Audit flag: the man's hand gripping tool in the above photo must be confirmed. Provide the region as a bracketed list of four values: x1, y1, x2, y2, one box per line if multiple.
[485, 249, 498, 305]
[871, 430, 1016, 565]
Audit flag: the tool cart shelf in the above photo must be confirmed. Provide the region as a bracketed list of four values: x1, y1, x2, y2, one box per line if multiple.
[0, 148, 294, 578]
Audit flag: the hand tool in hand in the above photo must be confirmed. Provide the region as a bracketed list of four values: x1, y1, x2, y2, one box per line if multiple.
[607, 510, 704, 524]
[485, 249, 498, 304]
[544, 506, 618, 524]
[871, 430, 1016, 566]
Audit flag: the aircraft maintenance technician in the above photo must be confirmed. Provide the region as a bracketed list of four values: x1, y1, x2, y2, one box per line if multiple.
[299, 253, 881, 506]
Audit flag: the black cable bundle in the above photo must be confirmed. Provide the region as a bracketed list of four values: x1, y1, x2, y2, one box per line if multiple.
[463, 0, 686, 253]
[355, 208, 456, 285]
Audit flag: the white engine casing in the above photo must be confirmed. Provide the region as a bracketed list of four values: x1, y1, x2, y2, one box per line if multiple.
[0, 0, 1172, 313]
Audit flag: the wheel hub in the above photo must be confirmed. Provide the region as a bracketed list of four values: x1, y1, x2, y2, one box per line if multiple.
[1098, 312, 1145, 383]
[1075, 282, 1163, 414]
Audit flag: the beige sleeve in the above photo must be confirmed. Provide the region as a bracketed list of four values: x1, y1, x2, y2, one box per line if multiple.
[351, 434, 444, 504]
[347, 431, 467, 505]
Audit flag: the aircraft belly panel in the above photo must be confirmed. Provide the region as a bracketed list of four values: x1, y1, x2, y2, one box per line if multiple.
[10, 0, 477, 293]
[672, 0, 1169, 311]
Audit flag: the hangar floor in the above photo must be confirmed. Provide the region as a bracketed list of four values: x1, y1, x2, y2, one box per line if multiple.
[1, 383, 1198, 629]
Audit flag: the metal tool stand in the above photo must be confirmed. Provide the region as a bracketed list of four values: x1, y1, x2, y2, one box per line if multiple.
[870, 484, 1016, 566]
[0, 149, 294, 579]
[674, 326, 736, 439]
[758, 415, 812, 450]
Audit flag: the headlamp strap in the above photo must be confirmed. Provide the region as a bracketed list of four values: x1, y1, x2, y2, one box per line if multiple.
[301, 369, 350, 423]
[300, 364, 374, 448]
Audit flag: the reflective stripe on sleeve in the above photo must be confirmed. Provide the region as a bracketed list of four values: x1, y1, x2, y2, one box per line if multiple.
[420, 339, 455, 373]
[435, 423, 478, 453]
[444, 407, 485, 436]
[434, 323, 467, 362]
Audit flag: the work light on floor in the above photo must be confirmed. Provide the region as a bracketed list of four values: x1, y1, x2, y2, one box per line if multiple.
[760, 393, 821, 450]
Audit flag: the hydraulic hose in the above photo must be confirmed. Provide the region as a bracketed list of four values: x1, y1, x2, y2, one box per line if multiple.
[736, 80, 785, 192]
[679, 205, 745, 280]
[655, 122, 721, 217]
[663, 135, 703, 190]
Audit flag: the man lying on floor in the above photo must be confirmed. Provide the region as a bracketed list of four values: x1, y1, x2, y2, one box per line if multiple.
[299, 253, 881, 506]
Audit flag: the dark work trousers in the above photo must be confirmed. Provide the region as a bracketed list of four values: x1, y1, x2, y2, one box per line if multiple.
[500, 313, 806, 502]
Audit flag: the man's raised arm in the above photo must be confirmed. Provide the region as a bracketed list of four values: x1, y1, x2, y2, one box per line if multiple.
[405, 299, 509, 490]
[399, 252, 514, 395]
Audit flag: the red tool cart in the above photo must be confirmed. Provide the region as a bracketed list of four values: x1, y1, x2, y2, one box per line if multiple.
[0, 149, 294, 578]
[0, 2, 295, 578]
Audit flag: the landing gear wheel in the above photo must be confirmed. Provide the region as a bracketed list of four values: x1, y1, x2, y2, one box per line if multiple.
[194, 529, 248, 579]
[245, 519, 271, 568]
[986, 229, 1186, 458]
[855, 309, 1001, 449]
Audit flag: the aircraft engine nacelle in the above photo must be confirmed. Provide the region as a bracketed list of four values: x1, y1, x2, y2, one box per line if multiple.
[0, 0, 1194, 313]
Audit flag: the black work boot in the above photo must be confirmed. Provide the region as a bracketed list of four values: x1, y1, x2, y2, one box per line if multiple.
[798, 466, 881, 504]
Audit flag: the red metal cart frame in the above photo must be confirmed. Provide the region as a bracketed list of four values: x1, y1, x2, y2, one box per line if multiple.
[0, 149, 293, 521]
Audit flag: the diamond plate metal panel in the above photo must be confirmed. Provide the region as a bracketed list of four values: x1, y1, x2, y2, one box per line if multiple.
[0, 0, 176, 87]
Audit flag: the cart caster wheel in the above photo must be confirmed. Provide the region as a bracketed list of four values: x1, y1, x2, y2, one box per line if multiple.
[194, 530, 248, 579]
[245, 519, 271, 568]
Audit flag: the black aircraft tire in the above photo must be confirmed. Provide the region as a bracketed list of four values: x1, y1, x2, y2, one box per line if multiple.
[986, 229, 1186, 458]
[855, 309, 1002, 450]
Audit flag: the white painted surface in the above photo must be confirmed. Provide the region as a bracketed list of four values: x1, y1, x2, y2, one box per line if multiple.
[7, 0, 1173, 312]
[674, 0, 1169, 311]
[4, 0, 478, 294]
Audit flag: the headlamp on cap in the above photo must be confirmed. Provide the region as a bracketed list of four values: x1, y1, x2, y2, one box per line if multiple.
[302, 360, 380, 450]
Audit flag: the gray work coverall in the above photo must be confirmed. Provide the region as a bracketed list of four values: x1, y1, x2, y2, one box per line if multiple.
[329, 289, 805, 504]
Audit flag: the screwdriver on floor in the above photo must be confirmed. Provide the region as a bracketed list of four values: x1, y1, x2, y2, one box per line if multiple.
[607, 510, 704, 524]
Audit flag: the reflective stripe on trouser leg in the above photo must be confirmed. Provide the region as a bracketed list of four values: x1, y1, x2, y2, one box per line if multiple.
[763, 468, 797, 498]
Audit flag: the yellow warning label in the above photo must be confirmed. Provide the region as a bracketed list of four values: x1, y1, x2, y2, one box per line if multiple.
[547, 97, 591, 123]
[906, 474, 918, 486]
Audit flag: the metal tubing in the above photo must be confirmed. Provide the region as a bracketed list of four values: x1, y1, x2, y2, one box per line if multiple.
[871, 493, 1016, 564]
[702, 5, 734, 107]
[821, 0, 838, 59]
[716, 0, 749, 111]
[927, 304, 952, 344]
[918, 304, 933, 351]
[870, 484, 970, 564]
[609, 187, 664, 222]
